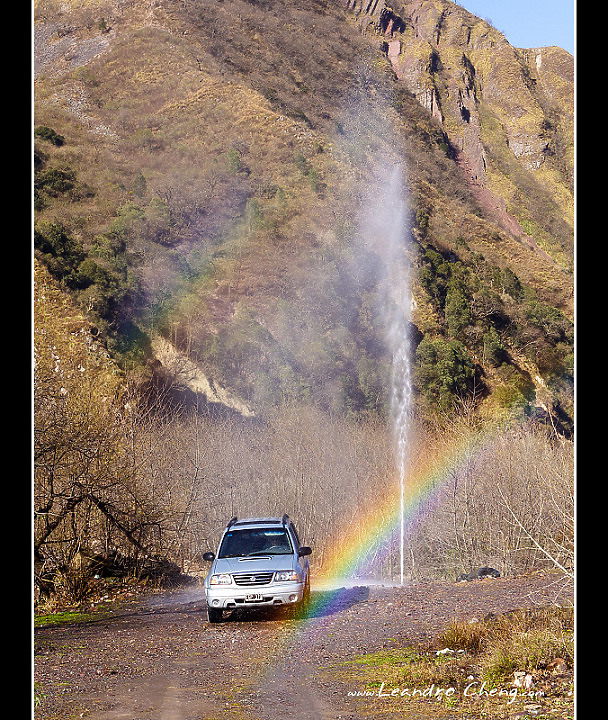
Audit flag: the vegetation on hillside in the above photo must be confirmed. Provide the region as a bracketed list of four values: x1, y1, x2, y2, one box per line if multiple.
[34, 0, 574, 602]
[34, 258, 574, 601]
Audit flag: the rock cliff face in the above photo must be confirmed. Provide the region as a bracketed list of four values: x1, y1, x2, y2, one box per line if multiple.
[344, 0, 573, 262]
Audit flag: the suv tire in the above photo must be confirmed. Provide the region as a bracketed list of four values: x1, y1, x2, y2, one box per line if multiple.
[207, 608, 223, 623]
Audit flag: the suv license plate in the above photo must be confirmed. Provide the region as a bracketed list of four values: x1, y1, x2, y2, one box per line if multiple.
[245, 594, 263, 602]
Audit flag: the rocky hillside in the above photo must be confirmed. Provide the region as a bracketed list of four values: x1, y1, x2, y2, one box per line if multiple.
[33, 0, 574, 429]
[352, 0, 574, 269]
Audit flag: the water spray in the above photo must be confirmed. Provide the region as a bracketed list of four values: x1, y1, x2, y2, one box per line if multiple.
[366, 164, 411, 585]
[385, 167, 411, 586]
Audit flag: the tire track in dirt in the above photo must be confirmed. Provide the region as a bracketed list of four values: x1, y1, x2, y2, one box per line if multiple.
[34, 573, 571, 720]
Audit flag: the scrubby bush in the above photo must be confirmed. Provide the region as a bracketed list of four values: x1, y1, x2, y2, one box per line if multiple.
[414, 336, 475, 411]
[481, 609, 574, 683]
[34, 222, 85, 288]
[34, 125, 64, 146]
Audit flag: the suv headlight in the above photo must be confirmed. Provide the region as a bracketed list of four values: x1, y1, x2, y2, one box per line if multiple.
[275, 570, 299, 582]
[209, 573, 232, 585]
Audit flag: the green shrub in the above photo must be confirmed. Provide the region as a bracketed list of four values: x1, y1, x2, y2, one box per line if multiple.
[414, 336, 475, 411]
[34, 222, 85, 287]
[226, 148, 242, 173]
[132, 172, 147, 198]
[501, 267, 523, 300]
[76, 258, 106, 288]
[445, 275, 472, 338]
[34, 126, 64, 146]
[493, 383, 527, 412]
[483, 326, 506, 367]
[35, 167, 76, 197]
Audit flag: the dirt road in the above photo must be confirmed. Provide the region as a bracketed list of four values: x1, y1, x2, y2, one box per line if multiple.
[34, 573, 571, 720]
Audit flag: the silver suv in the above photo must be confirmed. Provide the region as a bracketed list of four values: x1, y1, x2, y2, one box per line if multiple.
[202, 515, 312, 622]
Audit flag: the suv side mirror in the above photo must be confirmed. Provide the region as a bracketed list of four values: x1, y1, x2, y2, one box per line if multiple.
[202, 552, 215, 561]
[298, 546, 312, 557]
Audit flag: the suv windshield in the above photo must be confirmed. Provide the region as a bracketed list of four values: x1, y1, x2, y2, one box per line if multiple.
[218, 528, 294, 558]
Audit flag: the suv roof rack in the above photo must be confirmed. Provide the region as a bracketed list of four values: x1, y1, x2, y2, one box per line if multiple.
[225, 515, 291, 529]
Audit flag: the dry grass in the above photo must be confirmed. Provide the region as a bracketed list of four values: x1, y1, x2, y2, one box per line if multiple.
[334, 607, 574, 717]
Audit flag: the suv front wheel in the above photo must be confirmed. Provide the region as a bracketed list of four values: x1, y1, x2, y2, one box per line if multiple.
[207, 607, 223, 623]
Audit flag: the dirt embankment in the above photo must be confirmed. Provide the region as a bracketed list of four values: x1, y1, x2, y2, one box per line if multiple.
[34, 573, 572, 720]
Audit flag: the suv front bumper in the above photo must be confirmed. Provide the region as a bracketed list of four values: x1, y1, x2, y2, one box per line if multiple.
[205, 581, 305, 610]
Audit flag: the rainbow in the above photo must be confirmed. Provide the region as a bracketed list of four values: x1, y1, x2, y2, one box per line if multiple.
[304, 428, 490, 616]
[254, 427, 498, 687]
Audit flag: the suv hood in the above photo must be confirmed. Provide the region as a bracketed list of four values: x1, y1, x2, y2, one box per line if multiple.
[212, 555, 296, 574]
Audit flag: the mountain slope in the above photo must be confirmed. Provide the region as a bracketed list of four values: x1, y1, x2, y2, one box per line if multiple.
[350, 0, 573, 273]
[33, 0, 574, 428]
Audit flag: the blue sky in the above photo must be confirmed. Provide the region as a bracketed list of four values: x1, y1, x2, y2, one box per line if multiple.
[456, 1, 575, 54]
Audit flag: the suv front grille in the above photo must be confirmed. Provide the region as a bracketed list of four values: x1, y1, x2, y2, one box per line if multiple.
[232, 572, 274, 586]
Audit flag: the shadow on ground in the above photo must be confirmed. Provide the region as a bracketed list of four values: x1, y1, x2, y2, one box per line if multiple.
[222, 585, 371, 623]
